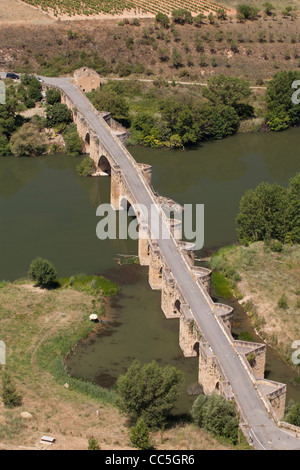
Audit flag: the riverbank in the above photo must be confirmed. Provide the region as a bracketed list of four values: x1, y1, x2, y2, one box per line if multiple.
[0, 278, 232, 450]
[209, 242, 300, 377]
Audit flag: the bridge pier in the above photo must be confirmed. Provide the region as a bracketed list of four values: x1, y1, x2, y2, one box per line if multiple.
[149, 242, 163, 290]
[179, 311, 200, 358]
[198, 342, 225, 395]
[161, 269, 181, 319]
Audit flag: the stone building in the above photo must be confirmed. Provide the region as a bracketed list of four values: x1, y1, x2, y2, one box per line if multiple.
[73, 67, 100, 93]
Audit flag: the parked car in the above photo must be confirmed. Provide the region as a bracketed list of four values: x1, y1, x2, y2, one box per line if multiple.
[6, 73, 19, 80]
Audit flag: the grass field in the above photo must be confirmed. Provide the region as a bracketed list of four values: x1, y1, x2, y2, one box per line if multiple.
[210, 242, 300, 368]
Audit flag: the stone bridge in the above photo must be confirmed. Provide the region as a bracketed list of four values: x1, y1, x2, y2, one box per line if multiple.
[43, 73, 300, 450]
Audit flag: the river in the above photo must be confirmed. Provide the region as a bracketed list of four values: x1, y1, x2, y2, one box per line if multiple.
[0, 127, 300, 413]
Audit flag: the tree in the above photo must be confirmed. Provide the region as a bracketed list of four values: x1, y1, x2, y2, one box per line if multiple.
[46, 88, 61, 106]
[236, 175, 300, 245]
[10, 123, 46, 157]
[155, 12, 170, 28]
[130, 418, 152, 450]
[116, 360, 184, 428]
[28, 257, 58, 288]
[88, 89, 129, 123]
[265, 71, 300, 130]
[172, 9, 193, 25]
[46, 103, 72, 128]
[63, 124, 83, 156]
[237, 4, 260, 20]
[191, 393, 239, 444]
[202, 75, 252, 109]
[77, 157, 95, 176]
[1, 372, 22, 408]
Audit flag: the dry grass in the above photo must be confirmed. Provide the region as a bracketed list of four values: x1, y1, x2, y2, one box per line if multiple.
[1, 9, 300, 82]
[217, 242, 300, 363]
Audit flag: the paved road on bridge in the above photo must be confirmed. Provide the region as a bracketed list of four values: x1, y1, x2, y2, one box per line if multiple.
[43, 76, 300, 450]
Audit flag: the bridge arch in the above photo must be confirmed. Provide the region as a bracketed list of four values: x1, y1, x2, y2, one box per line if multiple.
[174, 299, 181, 314]
[98, 155, 111, 175]
[85, 132, 90, 146]
[193, 341, 200, 356]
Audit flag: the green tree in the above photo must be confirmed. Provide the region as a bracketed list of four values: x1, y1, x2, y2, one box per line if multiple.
[202, 75, 252, 109]
[88, 89, 129, 123]
[1, 372, 22, 408]
[28, 257, 58, 288]
[130, 418, 152, 450]
[46, 88, 61, 105]
[155, 12, 170, 28]
[172, 8, 193, 24]
[265, 71, 300, 130]
[237, 4, 260, 20]
[46, 103, 72, 128]
[191, 393, 239, 444]
[77, 157, 95, 177]
[236, 175, 300, 245]
[116, 360, 184, 428]
[10, 123, 46, 157]
[63, 124, 83, 157]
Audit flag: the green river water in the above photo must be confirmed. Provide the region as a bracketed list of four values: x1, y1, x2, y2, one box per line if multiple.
[0, 128, 300, 414]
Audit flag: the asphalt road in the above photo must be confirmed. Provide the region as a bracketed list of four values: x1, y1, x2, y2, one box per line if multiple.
[42, 76, 300, 450]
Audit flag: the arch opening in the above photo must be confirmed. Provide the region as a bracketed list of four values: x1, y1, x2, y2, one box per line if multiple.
[193, 342, 200, 356]
[85, 133, 90, 146]
[98, 155, 111, 176]
[174, 299, 181, 315]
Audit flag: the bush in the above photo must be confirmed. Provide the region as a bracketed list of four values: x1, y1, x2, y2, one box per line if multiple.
[116, 360, 184, 428]
[130, 418, 152, 450]
[63, 124, 83, 157]
[46, 88, 61, 105]
[10, 123, 46, 157]
[278, 293, 288, 309]
[88, 437, 101, 450]
[191, 393, 239, 444]
[77, 157, 95, 176]
[1, 372, 22, 408]
[28, 257, 58, 288]
[155, 12, 170, 28]
[46, 103, 72, 128]
[237, 4, 260, 20]
[285, 401, 300, 426]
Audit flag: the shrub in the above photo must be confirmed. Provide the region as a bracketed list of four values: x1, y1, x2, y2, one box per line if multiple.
[63, 124, 83, 157]
[77, 157, 95, 176]
[191, 393, 239, 444]
[130, 418, 152, 450]
[28, 257, 58, 288]
[10, 123, 46, 157]
[237, 4, 260, 20]
[116, 360, 184, 428]
[1, 372, 22, 408]
[278, 293, 288, 309]
[88, 437, 101, 450]
[46, 88, 61, 105]
[285, 400, 300, 426]
[155, 12, 170, 28]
